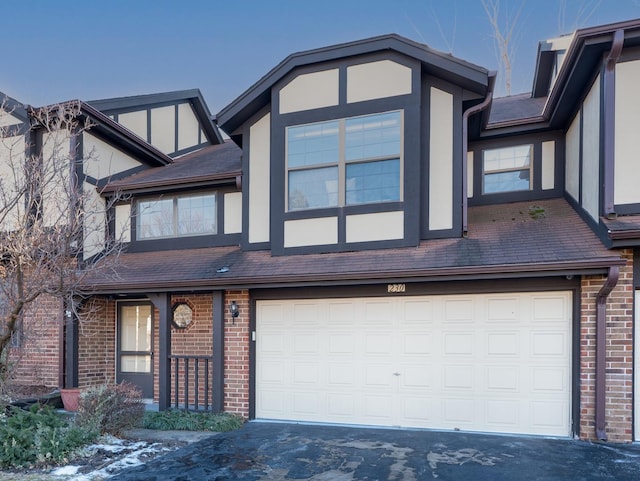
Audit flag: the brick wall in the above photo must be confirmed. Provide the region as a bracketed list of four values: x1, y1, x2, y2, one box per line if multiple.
[77, 298, 116, 388]
[151, 294, 215, 407]
[223, 289, 250, 418]
[9, 294, 62, 388]
[580, 248, 634, 442]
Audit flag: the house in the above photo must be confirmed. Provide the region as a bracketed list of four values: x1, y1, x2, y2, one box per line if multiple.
[5, 18, 640, 443]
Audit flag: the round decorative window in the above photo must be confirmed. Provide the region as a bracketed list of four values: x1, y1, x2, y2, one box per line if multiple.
[172, 303, 193, 329]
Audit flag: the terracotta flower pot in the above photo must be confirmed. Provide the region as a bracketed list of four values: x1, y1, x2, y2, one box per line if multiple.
[60, 388, 81, 412]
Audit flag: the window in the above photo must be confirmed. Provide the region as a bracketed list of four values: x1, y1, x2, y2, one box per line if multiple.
[287, 111, 402, 211]
[483, 145, 532, 194]
[137, 193, 216, 239]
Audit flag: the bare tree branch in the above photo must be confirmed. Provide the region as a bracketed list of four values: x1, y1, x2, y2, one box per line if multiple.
[0, 100, 128, 385]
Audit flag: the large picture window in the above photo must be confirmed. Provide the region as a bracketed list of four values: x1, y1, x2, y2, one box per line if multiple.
[287, 111, 402, 211]
[483, 145, 532, 194]
[137, 193, 216, 239]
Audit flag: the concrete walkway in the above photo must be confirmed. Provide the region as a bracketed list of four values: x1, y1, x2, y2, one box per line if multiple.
[111, 422, 640, 480]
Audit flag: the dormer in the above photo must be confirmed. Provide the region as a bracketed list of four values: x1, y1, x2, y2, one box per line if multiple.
[532, 33, 575, 98]
[88, 89, 224, 158]
[217, 34, 490, 255]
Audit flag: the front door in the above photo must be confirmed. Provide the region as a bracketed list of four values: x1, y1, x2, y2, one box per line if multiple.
[117, 302, 154, 398]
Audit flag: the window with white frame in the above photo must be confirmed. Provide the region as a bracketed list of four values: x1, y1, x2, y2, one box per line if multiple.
[137, 193, 216, 239]
[483, 145, 533, 194]
[286, 111, 402, 211]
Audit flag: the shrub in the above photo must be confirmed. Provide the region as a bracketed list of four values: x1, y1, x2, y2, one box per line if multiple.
[0, 404, 97, 468]
[75, 382, 145, 436]
[143, 410, 244, 432]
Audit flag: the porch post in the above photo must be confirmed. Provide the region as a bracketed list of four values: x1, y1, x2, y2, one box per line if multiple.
[148, 293, 171, 411]
[64, 299, 79, 388]
[212, 291, 225, 412]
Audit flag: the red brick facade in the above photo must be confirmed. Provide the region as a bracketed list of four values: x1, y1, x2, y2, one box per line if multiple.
[78, 298, 116, 388]
[580, 248, 634, 442]
[223, 289, 250, 417]
[9, 270, 637, 440]
[9, 294, 62, 388]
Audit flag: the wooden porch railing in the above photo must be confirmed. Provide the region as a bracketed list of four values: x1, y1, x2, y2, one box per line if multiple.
[169, 355, 214, 411]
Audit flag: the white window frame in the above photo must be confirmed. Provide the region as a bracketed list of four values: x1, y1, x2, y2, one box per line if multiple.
[482, 144, 533, 194]
[136, 192, 217, 240]
[285, 110, 404, 211]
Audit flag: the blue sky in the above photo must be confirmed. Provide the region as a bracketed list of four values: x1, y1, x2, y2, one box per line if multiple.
[2, 1, 639, 113]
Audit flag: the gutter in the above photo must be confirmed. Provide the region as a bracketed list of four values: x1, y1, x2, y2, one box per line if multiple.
[461, 72, 496, 236]
[85, 257, 625, 294]
[595, 265, 620, 441]
[603, 29, 625, 218]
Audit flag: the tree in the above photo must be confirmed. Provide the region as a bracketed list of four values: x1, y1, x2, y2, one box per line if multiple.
[481, 0, 525, 96]
[0, 99, 125, 388]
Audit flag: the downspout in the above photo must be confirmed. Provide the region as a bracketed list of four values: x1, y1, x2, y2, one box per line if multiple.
[595, 265, 619, 441]
[461, 72, 496, 236]
[603, 29, 624, 219]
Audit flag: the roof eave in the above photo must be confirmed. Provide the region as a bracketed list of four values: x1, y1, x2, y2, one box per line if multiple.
[86, 257, 624, 294]
[102, 170, 242, 195]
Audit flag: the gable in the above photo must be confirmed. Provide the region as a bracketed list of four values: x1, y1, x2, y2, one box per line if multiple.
[88, 90, 223, 157]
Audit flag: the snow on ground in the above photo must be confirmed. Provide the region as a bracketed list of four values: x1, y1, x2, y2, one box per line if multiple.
[49, 435, 178, 480]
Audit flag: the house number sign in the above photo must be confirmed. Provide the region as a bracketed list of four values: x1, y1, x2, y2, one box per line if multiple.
[387, 283, 406, 293]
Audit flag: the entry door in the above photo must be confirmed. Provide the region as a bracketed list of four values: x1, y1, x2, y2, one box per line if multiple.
[117, 303, 153, 398]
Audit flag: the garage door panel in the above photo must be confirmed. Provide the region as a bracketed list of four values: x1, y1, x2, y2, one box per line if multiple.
[364, 364, 394, 388]
[364, 300, 394, 323]
[403, 300, 434, 322]
[364, 396, 394, 420]
[256, 291, 572, 436]
[328, 363, 355, 385]
[487, 332, 519, 356]
[293, 333, 320, 354]
[487, 297, 519, 321]
[365, 332, 394, 355]
[328, 393, 355, 417]
[532, 296, 567, 321]
[532, 332, 568, 356]
[444, 298, 475, 322]
[443, 365, 475, 390]
[328, 333, 356, 354]
[486, 366, 520, 391]
[532, 367, 566, 392]
[400, 365, 432, 389]
[401, 332, 433, 355]
[444, 332, 474, 355]
[443, 398, 476, 424]
[530, 401, 568, 430]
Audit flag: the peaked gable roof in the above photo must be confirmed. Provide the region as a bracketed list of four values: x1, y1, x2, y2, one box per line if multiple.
[88, 89, 224, 145]
[217, 34, 490, 136]
[102, 140, 241, 194]
[0, 91, 29, 124]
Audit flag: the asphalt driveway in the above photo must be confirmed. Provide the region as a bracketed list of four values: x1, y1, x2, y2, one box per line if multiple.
[111, 422, 640, 480]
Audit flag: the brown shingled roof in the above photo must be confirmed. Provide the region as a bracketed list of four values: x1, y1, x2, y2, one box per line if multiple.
[85, 198, 621, 294]
[102, 141, 241, 193]
[487, 93, 546, 126]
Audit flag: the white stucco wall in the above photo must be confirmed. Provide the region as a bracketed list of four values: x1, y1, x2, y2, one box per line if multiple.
[565, 113, 580, 202]
[284, 217, 338, 247]
[429, 87, 453, 231]
[248, 112, 271, 243]
[279, 69, 339, 114]
[581, 75, 600, 220]
[347, 60, 412, 103]
[346, 211, 404, 243]
[615, 60, 640, 206]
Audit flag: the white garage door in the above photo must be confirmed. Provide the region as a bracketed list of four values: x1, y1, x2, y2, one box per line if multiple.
[256, 292, 572, 436]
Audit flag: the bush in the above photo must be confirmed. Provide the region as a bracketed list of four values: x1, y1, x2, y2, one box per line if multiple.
[75, 382, 145, 436]
[143, 410, 244, 432]
[0, 404, 97, 468]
